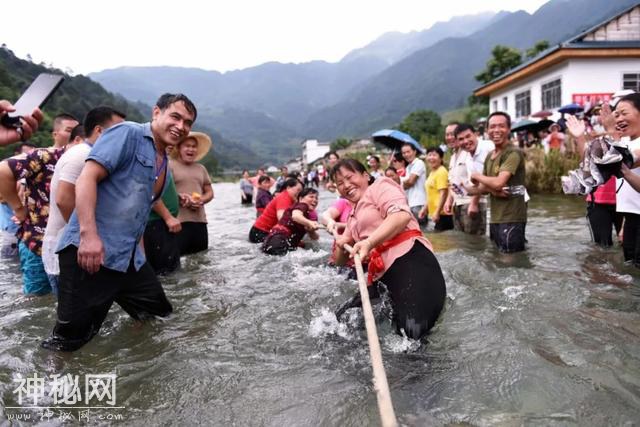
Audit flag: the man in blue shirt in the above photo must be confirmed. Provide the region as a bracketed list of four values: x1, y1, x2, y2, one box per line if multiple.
[41, 93, 198, 352]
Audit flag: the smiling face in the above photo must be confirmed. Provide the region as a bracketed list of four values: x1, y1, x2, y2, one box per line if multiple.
[334, 166, 370, 204]
[426, 151, 442, 169]
[456, 129, 477, 154]
[327, 154, 339, 167]
[401, 144, 417, 163]
[178, 137, 198, 164]
[300, 191, 319, 209]
[445, 124, 458, 149]
[151, 101, 195, 150]
[615, 100, 640, 140]
[487, 115, 510, 148]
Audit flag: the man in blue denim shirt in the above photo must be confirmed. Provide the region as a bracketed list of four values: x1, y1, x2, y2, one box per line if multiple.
[42, 93, 197, 352]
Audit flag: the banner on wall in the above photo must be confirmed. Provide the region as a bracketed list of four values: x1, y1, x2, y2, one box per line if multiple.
[572, 93, 613, 107]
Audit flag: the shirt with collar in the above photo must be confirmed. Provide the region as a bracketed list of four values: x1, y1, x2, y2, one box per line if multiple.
[57, 121, 169, 272]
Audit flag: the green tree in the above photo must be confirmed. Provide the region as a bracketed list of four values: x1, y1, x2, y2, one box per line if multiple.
[330, 137, 351, 151]
[475, 45, 522, 84]
[525, 40, 550, 60]
[397, 109, 442, 142]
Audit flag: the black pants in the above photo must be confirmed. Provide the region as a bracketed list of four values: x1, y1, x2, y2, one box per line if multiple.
[434, 215, 454, 231]
[587, 203, 623, 247]
[378, 242, 446, 340]
[41, 246, 173, 352]
[177, 222, 208, 255]
[144, 219, 180, 275]
[242, 193, 253, 205]
[623, 212, 640, 267]
[489, 222, 526, 253]
[262, 232, 293, 256]
[249, 226, 269, 243]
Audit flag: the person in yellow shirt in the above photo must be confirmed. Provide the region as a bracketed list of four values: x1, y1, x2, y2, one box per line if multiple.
[419, 147, 453, 231]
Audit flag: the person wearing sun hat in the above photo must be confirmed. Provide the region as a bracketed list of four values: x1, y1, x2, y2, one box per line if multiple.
[169, 131, 214, 255]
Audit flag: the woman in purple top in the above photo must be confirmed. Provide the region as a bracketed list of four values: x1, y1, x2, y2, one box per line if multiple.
[262, 188, 320, 255]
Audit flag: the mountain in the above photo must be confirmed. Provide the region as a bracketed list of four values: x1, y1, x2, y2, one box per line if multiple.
[0, 47, 259, 170]
[341, 11, 498, 65]
[88, 11, 501, 165]
[302, 0, 639, 140]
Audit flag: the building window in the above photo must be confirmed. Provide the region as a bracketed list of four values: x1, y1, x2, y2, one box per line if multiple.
[623, 73, 640, 92]
[541, 79, 562, 110]
[492, 100, 498, 112]
[502, 97, 508, 111]
[515, 90, 531, 118]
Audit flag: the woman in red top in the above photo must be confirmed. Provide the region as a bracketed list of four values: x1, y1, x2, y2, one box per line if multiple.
[332, 159, 446, 340]
[262, 188, 320, 255]
[248, 178, 302, 243]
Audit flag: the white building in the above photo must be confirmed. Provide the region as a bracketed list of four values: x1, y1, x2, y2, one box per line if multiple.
[301, 139, 330, 165]
[474, 4, 640, 121]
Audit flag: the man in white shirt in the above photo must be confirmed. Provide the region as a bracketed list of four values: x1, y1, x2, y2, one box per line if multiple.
[42, 106, 126, 288]
[453, 123, 492, 235]
[400, 143, 427, 225]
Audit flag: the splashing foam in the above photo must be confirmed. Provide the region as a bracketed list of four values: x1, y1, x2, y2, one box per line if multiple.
[383, 329, 421, 353]
[309, 307, 351, 339]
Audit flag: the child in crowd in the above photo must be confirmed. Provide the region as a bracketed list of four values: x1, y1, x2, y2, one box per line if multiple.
[255, 175, 274, 217]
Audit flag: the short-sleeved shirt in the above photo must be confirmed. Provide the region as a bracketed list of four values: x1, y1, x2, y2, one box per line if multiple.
[254, 190, 295, 232]
[7, 147, 65, 255]
[170, 159, 211, 223]
[42, 142, 92, 274]
[483, 146, 527, 224]
[402, 158, 426, 207]
[57, 121, 169, 272]
[240, 178, 254, 195]
[148, 174, 180, 222]
[272, 202, 312, 247]
[256, 188, 274, 212]
[331, 197, 353, 223]
[465, 145, 492, 204]
[616, 136, 640, 214]
[345, 177, 433, 282]
[425, 165, 449, 216]
[448, 149, 471, 206]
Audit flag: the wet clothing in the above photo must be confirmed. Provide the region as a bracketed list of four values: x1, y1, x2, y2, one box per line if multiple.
[378, 241, 446, 340]
[489, 222, 526, 253]
[57, 122, 169, 273]
[434, 214, 454, 231]
[623, 213, 640, 267]
[484, 146, 527, 224]
[255, 188, 274, 217]
[171, 160, 211, 224]
[616, 137, 640, 266]
[144, 176, 181, 275]
[41, 246, 172, 352]
[240, 178, 254, 204]
[453, 203, 487, 235]
[18, 241, 51, 295]
[0, 203, 18, 258]
[587, 202, 623, 247]
[262, 202, 311, 255]
[178, 222, 208, 255]
[253, 191, 295, 234]
[248, 226, 269, 243]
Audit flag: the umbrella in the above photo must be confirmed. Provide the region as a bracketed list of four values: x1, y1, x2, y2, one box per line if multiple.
[371, 129, 425, 154]
[534, 119, 555, 132]
[531, 110, 552, 118]
[558, 103, 584, 114]
[510, 119, 537, 132]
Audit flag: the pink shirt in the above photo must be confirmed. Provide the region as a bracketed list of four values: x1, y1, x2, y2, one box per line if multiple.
[345, 177, 433, 281]
[332, 197, 353, 223]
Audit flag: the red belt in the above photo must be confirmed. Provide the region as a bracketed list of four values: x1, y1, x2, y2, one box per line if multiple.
[367, 229, 423, 285]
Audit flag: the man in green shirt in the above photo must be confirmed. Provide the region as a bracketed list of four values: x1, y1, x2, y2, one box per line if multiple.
[466, 112, 527, 253]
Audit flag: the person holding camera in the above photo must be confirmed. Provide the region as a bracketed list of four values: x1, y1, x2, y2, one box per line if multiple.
[0, 100, 43, 146]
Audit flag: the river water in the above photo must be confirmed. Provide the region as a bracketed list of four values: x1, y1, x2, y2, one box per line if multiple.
[1, 183, 639, 426]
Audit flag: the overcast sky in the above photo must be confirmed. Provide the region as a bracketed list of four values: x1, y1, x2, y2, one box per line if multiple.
[3, 0, 549, 75]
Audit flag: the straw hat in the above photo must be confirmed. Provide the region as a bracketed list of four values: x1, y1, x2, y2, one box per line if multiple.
[171, 131, 212, 162]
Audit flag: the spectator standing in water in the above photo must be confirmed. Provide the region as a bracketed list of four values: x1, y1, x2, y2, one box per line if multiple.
[170, 131, 214, 255]
[240, 170, 254, 205]
[420, 147, 453, 231]
[400, 143, 427, 225]
[255, 175, 274, 217]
